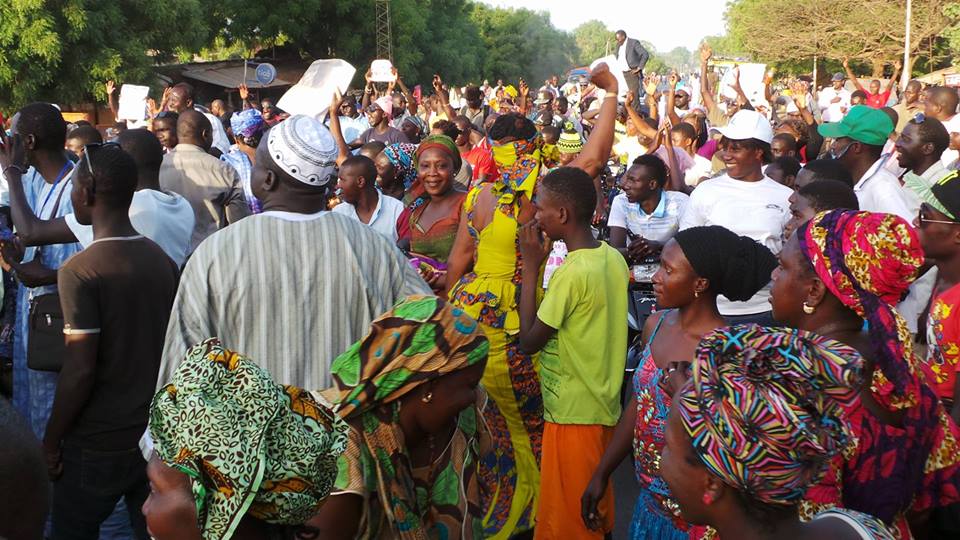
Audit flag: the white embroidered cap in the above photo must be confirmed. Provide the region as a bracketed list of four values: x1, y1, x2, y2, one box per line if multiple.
[267, 114, 338, 187]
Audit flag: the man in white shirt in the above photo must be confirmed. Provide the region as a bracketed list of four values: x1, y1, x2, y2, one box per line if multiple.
[924, 86, 960, 167]
[817, 72, 852, 123]
[332, 155, 404, 242]
[820, 105, 916, 222]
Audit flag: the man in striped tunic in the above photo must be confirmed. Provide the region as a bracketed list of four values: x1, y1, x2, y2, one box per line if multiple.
[158, 115, 430, 390]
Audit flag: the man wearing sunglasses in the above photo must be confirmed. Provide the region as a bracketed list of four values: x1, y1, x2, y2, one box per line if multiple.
[916, 174, 960, 424]
[43, 142, 178, 538]
[819, 104, 918, 222]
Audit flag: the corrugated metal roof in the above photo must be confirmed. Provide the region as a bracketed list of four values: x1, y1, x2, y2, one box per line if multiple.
[182, 65, 290, 89]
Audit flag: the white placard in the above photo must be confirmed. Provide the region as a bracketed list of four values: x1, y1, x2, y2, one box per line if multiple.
[370, 59, 396, 83]
[277, 59, 357, 119]
[117, 84, 150, 121]
[719, 63, 767, 104]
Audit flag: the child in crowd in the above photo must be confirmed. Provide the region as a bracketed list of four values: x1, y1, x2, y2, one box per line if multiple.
[518, 167, 629, 539]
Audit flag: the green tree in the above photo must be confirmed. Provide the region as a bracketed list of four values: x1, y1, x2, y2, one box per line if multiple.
[573, 20, 613, 66]
[725, 0, 956, 77]
[471, 4, 576, 85]
[0, 0, 212, 110]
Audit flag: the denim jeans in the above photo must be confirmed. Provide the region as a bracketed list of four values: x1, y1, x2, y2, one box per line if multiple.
[51, 444, 150, 540]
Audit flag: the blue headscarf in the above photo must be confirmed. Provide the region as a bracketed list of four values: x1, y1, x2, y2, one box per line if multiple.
[230, 108, 265, 140]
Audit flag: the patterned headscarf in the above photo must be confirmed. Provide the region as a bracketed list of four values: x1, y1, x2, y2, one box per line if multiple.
[415, 134, 462, 171]
[797, 210, 923, 408]
[490, 134, 555, 205]
[229, 108, 265, 140]
[383, 142, 418, 189]
[322, 296, 489, 539]
[797, 210, 960, 522]
[678, 325, 863, 505]
[149, 338, 348, 540]
[402, 115, 428, 140]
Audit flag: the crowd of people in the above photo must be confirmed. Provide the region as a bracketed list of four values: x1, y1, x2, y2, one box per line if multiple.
[1, 28, 960, 540]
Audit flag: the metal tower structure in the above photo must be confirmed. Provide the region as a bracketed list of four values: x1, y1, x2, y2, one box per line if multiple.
[375, 0, 393, 61]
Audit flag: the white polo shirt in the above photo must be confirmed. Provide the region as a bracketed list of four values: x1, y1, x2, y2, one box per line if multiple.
[332, 191, 404, 242]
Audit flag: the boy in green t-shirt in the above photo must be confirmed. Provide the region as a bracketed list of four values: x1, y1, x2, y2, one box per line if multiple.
[518, 167, 629, 539]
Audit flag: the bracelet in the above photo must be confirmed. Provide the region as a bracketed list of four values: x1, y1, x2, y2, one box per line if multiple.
[2, 165, 25, 176]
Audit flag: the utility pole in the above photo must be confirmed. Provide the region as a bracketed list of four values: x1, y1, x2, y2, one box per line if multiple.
[376, 0, 393, 61]
[902, 0, 912, 90]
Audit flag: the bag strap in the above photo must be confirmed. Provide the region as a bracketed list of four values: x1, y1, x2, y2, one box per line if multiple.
[35, 175, 70, 263]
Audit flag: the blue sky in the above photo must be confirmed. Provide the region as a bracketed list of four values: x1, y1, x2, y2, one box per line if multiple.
[478, 0, 728, 52]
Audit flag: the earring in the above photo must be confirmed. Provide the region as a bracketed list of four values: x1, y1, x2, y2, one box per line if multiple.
[694, 289, 700, 298]
[702, 493, 714, 505]
[802, 302, 816, 315]
[421, 392, 433, 403]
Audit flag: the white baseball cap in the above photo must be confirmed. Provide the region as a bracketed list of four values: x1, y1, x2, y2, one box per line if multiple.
[709, 109, 774, 144]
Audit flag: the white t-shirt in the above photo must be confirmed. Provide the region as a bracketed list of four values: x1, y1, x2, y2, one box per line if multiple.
[331, 191, 404, 243]
[818, 87, 852, 123]
[65, 189, 195, 267]
[854, 157, 918, 223]
[679, 174, 792, 315]
[940, 115, 960, 167]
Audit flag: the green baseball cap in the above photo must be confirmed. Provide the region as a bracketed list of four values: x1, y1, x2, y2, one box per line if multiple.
[817, 105, 894, 146]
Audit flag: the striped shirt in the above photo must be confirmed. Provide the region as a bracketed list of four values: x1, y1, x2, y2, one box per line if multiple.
[159, 211, 431, 390]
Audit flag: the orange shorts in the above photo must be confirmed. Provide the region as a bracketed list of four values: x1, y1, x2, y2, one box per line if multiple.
[534, 422, 615, 539]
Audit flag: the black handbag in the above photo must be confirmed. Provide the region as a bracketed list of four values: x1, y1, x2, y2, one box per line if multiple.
[26, 181, 68, 372]
[27, 292, 65, 371]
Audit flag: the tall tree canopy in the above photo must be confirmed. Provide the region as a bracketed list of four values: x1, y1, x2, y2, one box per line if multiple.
[573, 20, 613, 66]
[0, 0, 211, 108]
[725, 0, 957, 76]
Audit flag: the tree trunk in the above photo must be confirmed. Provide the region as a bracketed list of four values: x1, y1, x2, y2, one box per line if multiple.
[871, 57, 885, 78]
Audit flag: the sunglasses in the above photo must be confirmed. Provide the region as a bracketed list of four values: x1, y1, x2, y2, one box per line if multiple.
[82, 142, 121, 192]
[918, 203, 960, 226]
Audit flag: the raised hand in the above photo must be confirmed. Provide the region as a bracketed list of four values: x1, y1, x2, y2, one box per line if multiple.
[238, 83, 249, 101]
[0, 129, 26, 173]
[590, 63, 618, 94]
[329, 90, 344, 116]
[105, 80, 116, 95]
[519, 78, 529, 97]
[643, 76, 658, 96]
[700, 42, 713, 63]
[668, 72, 679, 89]
[842, 57, 850, 69]
[625, 91, 635, 107]
[432, 74, 445, 95]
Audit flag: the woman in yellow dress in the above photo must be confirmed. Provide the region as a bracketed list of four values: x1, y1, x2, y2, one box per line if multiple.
[444, 65, 620, 538]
